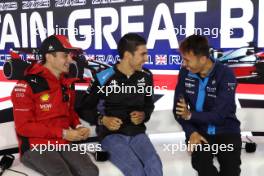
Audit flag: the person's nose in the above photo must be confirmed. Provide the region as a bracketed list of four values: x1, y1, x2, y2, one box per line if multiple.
[182, 60, 187, 67]
[143, 55, 148, 62]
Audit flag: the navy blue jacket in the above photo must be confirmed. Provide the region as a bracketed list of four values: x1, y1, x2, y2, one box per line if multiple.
[77, 65, 154, 139]
[173, 61, 240, 139]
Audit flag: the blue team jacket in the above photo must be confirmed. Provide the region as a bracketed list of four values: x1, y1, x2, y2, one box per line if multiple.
[173, 61, 241, 138]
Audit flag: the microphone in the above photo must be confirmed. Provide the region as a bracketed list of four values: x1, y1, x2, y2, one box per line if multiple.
[244, 136, 257, 153]
[73, 138, 109, 162]
[87, 151, 109, 162]
[0, 154, 15, 176]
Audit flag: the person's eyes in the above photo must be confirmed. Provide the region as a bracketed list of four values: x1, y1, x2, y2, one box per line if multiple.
[63, 53, 69, 58]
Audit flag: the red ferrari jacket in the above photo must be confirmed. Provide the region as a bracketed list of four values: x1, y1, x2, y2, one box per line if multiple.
[11, 63, 81, 155]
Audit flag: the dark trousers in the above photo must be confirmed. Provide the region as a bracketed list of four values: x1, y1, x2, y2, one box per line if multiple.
[191, 133, 242, 176]
[21, 148, 99, 176]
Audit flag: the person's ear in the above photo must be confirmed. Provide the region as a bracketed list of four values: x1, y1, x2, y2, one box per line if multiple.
[200, 56, 207, 64]
[123, 51, 133, 60]
[45, 53, 54, 63]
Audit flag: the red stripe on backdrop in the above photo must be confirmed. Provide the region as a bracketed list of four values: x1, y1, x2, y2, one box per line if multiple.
[237, 84, 264, 94]
[1, 70, 264, 95]
[0, 96, 10, 102]
[153, 74, 178, 90]
[153, 75, 264, 94]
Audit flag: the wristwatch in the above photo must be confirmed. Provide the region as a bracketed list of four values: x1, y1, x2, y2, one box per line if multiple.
[98, 115, 104, 125]
[185, 112, 192, 120]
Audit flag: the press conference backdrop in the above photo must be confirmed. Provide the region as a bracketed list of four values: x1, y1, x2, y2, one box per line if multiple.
[0, 0, 264, 124]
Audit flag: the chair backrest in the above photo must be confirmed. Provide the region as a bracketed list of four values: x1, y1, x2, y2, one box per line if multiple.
[0, 122, 17, 151]
[146, 108, 264, 134]
[1, 108, 263, 151]
[236, 108, 264, 131]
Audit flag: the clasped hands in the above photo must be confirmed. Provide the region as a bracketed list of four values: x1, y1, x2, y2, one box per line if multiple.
[101, 111, 145, 131]
[64, 127, 90, 142]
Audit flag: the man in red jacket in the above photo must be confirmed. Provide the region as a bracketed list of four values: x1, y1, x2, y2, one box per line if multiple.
[11, 35, 98, 176]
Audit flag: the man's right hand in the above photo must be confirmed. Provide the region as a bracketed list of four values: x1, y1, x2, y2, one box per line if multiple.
[64, 129, 85, 142]
[188, 131, 208, 152]
[101, 116, 123, 131]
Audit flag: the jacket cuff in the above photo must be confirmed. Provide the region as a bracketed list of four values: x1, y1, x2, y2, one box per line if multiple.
[53, 128, 63, 138]
[75, 124, 84, 129]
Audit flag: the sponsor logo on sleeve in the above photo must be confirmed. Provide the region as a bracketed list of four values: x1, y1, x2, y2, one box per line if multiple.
[227, 82, 236, 91]
[40, 93, 50, 102]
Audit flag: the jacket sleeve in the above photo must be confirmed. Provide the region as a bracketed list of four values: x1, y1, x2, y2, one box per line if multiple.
[190, 66, 237, 125]
[143, 72, 155, 122]
[69, 87, 81, 128]
[173, 68, 198, 138]
[11, 81, 63, 138]
[75, 79, 101, 125]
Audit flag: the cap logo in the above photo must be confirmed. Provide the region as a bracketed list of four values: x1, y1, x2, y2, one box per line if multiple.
[48, 45, 54, 51]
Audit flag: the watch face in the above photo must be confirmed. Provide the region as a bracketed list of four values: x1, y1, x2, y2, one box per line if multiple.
[98, 115, 104, 125]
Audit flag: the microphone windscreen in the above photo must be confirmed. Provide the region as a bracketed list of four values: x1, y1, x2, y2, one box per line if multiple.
[94, 151, 109, 162]
[245, 142, 257, 153]
[0, 154, 14, 169]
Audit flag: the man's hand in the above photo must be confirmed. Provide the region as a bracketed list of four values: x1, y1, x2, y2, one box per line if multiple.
[188, 132, 208, 152]
[64, 129, 86, 142]
[130, 111, 145, 125]
[76, 127, 90, 140]
[175, 97, 191, 120]
[102, 116, 123, 131]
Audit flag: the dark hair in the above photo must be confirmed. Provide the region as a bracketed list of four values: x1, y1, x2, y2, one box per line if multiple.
[179, 35, 210, 57]
[117, 33, 146, 59]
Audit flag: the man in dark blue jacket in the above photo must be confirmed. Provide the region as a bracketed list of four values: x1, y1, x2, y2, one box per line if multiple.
[173, 34, 241, 176]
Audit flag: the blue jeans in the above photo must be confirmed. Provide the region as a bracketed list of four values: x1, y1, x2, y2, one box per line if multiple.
[101, 133, 163, 176]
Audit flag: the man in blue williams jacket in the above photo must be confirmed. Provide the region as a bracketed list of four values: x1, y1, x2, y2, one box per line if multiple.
[173, 34, 241, 176]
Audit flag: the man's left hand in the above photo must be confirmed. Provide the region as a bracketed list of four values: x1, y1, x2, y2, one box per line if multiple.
[76, 127, 90, 140]
[130, 111, 145, 125]
[175, 98, 191, 120]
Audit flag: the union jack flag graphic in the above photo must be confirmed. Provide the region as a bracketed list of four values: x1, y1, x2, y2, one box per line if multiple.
[26, 54, 35, 60]
[85, 54, 95, 61]
[155, 55, 167, 65]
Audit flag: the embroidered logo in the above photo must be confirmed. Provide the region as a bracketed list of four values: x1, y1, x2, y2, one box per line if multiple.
[40, 93, 50, 102]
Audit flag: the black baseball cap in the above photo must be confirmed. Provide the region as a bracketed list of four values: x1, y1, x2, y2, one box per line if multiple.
[40, 35, 81, 55]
